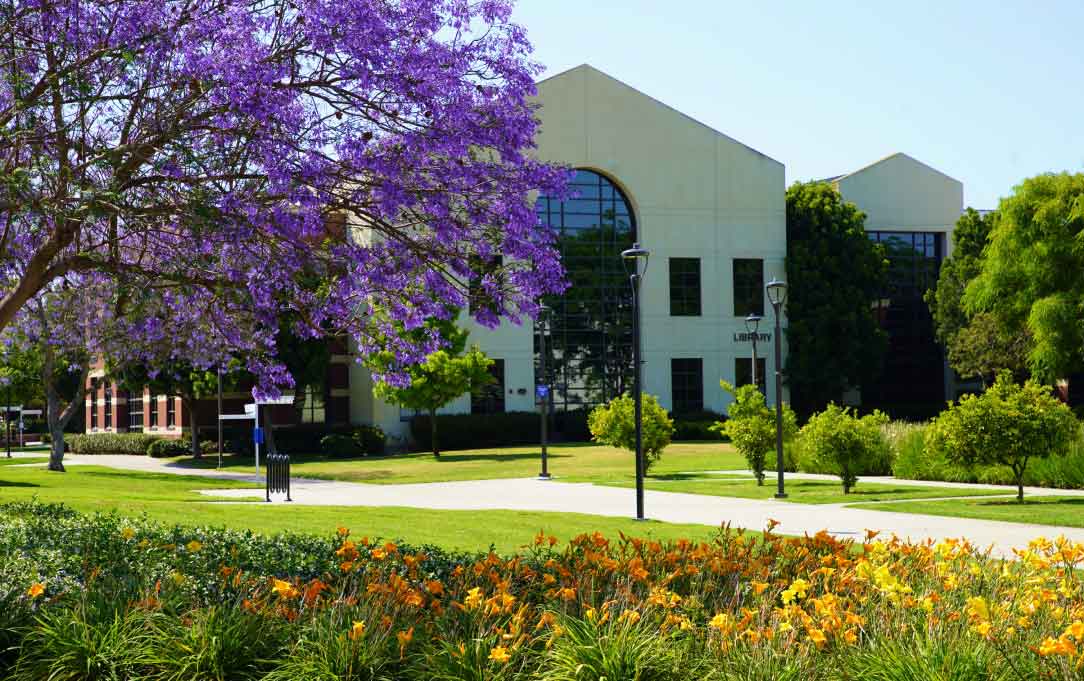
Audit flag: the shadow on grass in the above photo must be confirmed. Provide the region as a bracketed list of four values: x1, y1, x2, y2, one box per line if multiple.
[969, 498, 1084, 507]
[0, 480, 39, 488]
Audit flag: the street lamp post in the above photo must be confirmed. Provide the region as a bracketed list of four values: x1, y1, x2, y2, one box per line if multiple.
[622, 243, 651, 521]
[538, 304, 551, 480]
[745, 313, 762, 392]
[217, 368, 224, 469]
[766, 278, 788, 499]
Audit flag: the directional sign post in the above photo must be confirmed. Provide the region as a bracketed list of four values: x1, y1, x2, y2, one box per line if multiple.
[219, 397, 294, 475]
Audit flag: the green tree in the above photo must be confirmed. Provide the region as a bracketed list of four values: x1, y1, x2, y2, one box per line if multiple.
[926, 208, 1029, 384]
[798, 405, 889, 494]
[588, 393, 674, 472]
[784, 182, 888, 417]
[369, 322, 493, 458]
[715, 381, 797, 485]
[925, 372, 1079, 502]
[964, 174, 1084, 382]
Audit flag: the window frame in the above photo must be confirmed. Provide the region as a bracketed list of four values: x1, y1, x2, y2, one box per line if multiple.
[471, 358, 506, 415]
[732, 258, 765, 317]
[668, 257, 702, 317]
[735, 358, 768, 396]
[670, 358, 704, 416]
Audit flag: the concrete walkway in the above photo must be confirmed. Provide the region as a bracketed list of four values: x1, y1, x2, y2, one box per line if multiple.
[15, 454, 1084, 558]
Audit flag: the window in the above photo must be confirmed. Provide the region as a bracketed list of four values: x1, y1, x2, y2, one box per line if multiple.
[534, 169, 637, 413]
[128, 391, 143, 432]
[735, 358, 768, 396]
[669, 258, 701, 316]
[733, 259, 764, 316]
[670, 358, 704, 415]
[103, 383, 112, 430]
[149, 392, 159, 429]
[166, 396, 176, 428]
[89, 379, 99, 429]
[472, 359, 506, 414]
[301, 384, 326, 424]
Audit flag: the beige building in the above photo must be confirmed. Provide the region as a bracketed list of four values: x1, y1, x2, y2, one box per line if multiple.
[827, 153, 963, 414]
[355, 64, 789, 440]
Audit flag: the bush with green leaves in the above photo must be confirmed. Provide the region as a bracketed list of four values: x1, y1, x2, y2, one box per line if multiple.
[798, 405, 889, 493]
[67, 432, 162, 455]
[146, 438, 189, 458]
[353, 425, 386, 456]
[715, 381, 797, 485]
[321, 433, 363, 458]
[925, 372, 1080, 502]
[588, 394, 673, 472]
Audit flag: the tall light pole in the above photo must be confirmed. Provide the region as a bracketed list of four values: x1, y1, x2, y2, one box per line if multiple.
[622, 242, 651, 521]
[537, 304, 551, 480]
[217, 367, 224, 469]
[766, 278, 788, 499]
[745, 313, 762, 391]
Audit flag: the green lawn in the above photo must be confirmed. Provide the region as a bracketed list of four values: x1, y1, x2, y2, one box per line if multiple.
[0, 456, 49, 466]
[0, 465, 731, 553]
[852, 496, 1084, 528]
[174, 441, 748, 484]
[599, 475, 1008, 505]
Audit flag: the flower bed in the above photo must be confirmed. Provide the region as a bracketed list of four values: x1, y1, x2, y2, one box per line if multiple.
[2, 502, 1083, 679]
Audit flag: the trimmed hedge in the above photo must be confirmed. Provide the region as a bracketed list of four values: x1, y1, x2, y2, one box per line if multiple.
[410, 411, 540, 451]
[67, 433, 161, 456]
[146, 439, 189, 458]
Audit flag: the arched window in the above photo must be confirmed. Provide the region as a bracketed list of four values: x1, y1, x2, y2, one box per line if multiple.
[535, 170, 637, 414]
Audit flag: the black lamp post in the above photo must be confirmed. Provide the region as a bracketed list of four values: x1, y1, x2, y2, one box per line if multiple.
[621, 242, 651, 521]
[745, 313, 762, 392]
[766, 278, 788, 499]
[537, 304, 551, 480]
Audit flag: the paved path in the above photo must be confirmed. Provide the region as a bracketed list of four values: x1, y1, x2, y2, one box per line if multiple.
[17, 454, 1084, 558]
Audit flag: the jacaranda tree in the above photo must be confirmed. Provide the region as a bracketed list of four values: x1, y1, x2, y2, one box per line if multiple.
[0, 0, 567, 397]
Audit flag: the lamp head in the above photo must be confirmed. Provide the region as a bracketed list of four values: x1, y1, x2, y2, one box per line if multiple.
[744, 313, 762, 335]
[621, 242, 651, 277]
[765, 278, 788, 308]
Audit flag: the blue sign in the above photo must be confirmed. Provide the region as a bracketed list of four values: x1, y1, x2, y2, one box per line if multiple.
[535, 385, 550, 399]
[253, 427, 265, 445]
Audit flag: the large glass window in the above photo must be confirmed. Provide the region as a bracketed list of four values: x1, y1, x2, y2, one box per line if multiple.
[128, 391, 143, 432]
[103, 383, 112, 429]
[472, 359, 506, 414]
[149, 392, 159, 429]
[301, 385, 326, 424]
[733, 259, 764, 316]
[89, 379, 99, 429]
[671, 358, 704, 415]
[735, 358, 767, 395]
[166, 395, 176, 428]
[535, 170, 636, 413]
[669, 258, 701, 316]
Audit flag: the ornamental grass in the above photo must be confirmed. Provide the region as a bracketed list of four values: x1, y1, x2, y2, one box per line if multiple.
[3, 502, 1084, 680]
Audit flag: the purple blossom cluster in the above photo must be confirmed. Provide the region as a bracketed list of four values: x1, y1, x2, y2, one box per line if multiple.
[0, 0, 569, 396]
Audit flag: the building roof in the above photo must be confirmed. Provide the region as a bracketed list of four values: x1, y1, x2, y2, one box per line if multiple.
[536, 64, 782, 167]
[820, 152, 962, 186]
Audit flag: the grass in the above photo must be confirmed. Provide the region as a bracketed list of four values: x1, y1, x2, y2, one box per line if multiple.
[852, 496, 1084, 528]
[0, 457, 49, 467]
[173, 441, 747, 484]
[599, 475, 1008, 505]
[0, 464, 732, 553]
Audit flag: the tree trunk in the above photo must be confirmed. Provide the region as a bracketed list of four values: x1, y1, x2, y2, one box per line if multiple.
[47, 408, 66, 473]
[183, 396, 202, 459]
[429, 408, 439, 458]
[41, 342, 88, 473]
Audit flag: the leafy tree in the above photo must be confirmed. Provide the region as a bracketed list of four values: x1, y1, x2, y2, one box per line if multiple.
[798, 405, 889, 494]
[369, 322, 493, 458]
[0, 0, 567, 395]
[784, 182, 888, 417]
[714, 381, 797, 485]
[925, 372, 1079, 501]
[925, 208, 1029, 384]
[588, 394, 674, 472]
[965, 174, 1084, 382]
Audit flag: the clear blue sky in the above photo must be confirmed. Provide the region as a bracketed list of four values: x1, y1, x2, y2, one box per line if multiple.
[512, 0, 1084, 209]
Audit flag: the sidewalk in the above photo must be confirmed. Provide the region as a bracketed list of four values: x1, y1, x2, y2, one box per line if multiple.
[17, 454, 1084, 558]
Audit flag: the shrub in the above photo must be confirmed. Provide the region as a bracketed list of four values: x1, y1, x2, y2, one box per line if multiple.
[353, 425, 386, 456]
[67, 433, 161, 455]
[798, 405, 889, 493]
[672, 410, 725, 441]
[925, 372, 1080, 501]
[321, 433, 363, 458]
[146, 438, 189, 458]
[717, 382, 796, 485]
[588, 394, 673, 472]
[200, 439, 219, 455]
[410, 412, 539, 452]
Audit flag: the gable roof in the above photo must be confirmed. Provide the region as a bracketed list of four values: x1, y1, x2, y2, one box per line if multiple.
[536, 64, 782, 167]
[827, 152, 962, 186]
